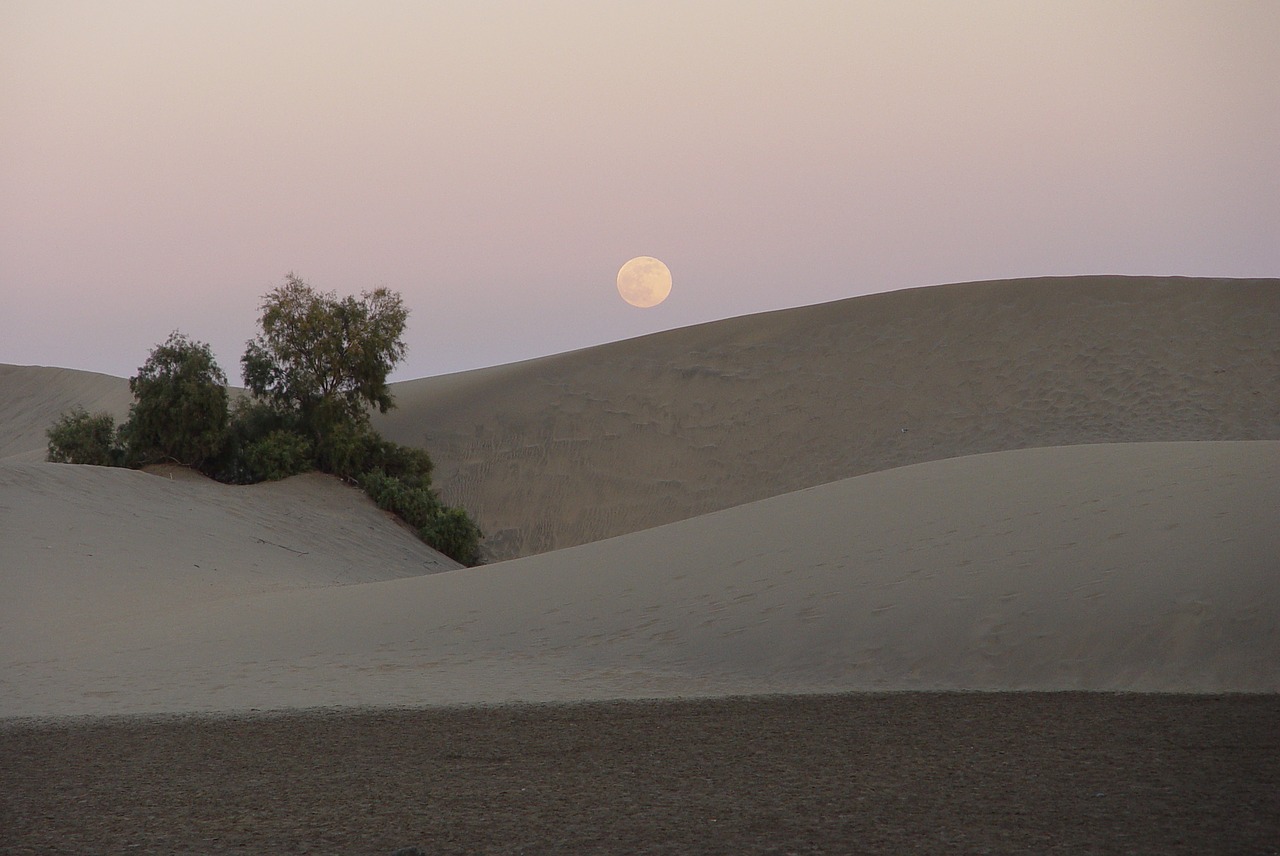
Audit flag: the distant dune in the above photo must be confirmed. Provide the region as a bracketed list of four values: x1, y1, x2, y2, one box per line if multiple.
[2, 275, 1277, 719]
[0, 365, 130, 461]
[375, 276, 1278, 559]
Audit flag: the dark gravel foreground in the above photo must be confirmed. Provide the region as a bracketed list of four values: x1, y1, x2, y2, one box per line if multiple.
[2, 693, 1276, 855]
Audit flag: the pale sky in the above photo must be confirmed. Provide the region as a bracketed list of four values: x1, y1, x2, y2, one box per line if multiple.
[2, 1, 1277, 381]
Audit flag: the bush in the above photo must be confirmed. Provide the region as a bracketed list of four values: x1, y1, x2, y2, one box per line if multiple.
[311, 419, 435, 487]
[420, 505, 483, 567]
[241, 430, 314, 482]
[363, 437, 434, 489]
[46, 408, 123, 466]
[41, 283, 484, 565]
[359, 468, 440, 529]
[359, 468, 482, 565]
[228, 397, 296, 441]
[126, 332, 229, 469]
[314, 415, 379, 481]
[208, 398, 297, 483]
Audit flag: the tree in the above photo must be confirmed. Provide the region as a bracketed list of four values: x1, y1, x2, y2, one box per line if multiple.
[40, 277, 484, 564]
[241, 274, 409, 442]
[126, 331, 229, 468]
[47, 408, 123, 466]
[237, 277, 482, 563]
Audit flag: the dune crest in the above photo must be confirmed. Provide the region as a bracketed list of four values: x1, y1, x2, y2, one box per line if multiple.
[2, 277, 1276, 718]
[2, 441, 1274, 717]
[376, 276, 1279, 560]
[0, 365, 131, 462]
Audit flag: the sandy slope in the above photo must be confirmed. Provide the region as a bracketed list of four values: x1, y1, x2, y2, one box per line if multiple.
[4, 277, 1275, 558]
[0, 365, 131, 461]
[0, 463, 458, 668]
[375, 276, 1279, 560]
[1, 276, 1276, 719]
[3, 441, 1275, 717]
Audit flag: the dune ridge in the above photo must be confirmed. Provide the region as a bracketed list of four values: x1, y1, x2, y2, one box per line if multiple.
[0, 365, 131, 462]
[2, 276, 1276, 720]
[375, 276, 1278, 559]
[3, 441, 1275, 718]
[5, 277, 1272, 560]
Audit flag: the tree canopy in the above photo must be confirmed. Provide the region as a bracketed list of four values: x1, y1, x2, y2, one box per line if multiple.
[241, 274, 408, 438]
[126, 331, 229, 468]
[44, 276, 482, 565]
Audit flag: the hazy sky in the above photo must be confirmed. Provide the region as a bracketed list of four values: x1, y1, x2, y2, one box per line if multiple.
[3, 1, 1277, 381]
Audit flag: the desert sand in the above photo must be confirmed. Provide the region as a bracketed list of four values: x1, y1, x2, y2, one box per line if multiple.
[2, 439, 1276, 719]
[375, 275, 1279, 559]
[2, 275, 1277, 853]
[0, 364, 131, 462]
[6, 694, 1276, 854]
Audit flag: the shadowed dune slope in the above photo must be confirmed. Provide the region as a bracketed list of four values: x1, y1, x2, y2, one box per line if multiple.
[0, 462, 459, 639]
[3, 441, 1275, 718]
[0, 365, 131, 461]
[376, 276, 1279, 560]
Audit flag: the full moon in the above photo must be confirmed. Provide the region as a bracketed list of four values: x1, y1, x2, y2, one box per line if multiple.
[616, 256, 672, 308]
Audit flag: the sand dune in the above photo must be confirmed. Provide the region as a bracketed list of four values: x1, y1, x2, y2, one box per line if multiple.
[0, 364, 131, 461]
[5, 277, 1274, 561]
[375, 276, 1279, 560]
[2, 276, 1276, 721]
[3, 441, 1274, 717]
[1, 461, 457, 630]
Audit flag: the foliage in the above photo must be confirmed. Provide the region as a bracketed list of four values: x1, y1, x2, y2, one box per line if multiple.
[228, 396, 297, 441]
[362, 436, 435, 488]
[236, 276, 480, 561]
[241, 274, 408, 442]
[241, 429, 314, 482]
[46, 408, 124, 466]
[360, 468, 440, 529]
[359, 468, 482, 565]
[419, 505, 483, 567]
[43, 278, 483, 565]
[296, 416, 432, 484]
[209, 398, 300, 483]
[126, 332, 229, 469]
[313, 415, 378, 481]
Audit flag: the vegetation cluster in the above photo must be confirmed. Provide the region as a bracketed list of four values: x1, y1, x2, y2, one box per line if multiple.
[46, 274, 481, 565]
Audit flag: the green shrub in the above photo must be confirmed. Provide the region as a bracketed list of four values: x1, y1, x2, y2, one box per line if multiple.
[358, 468, 402, 511]
[242, 430, 314, 482]
[308, 417, 434, 483]
[228, 397, 295, 441]
[364, 438, 434, 489]
[126, 332, 229, 469]
[207, 398, 296, 483]
[420, 506, 483, 567]
[46, 408, 123, 466]
[42, 281, 483, 566]
[359, 468, 482, 565]
[359, 468, 439, 528]
[314, 415, 379, 481]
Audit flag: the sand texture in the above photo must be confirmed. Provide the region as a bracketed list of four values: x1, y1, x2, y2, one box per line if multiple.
[4, 694, 1276, 855]
[3, 439, 1276, 719]
[0, 364, 131, 462]
[375, 276, 1279, 560]
[2, 276, 1277, 851]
